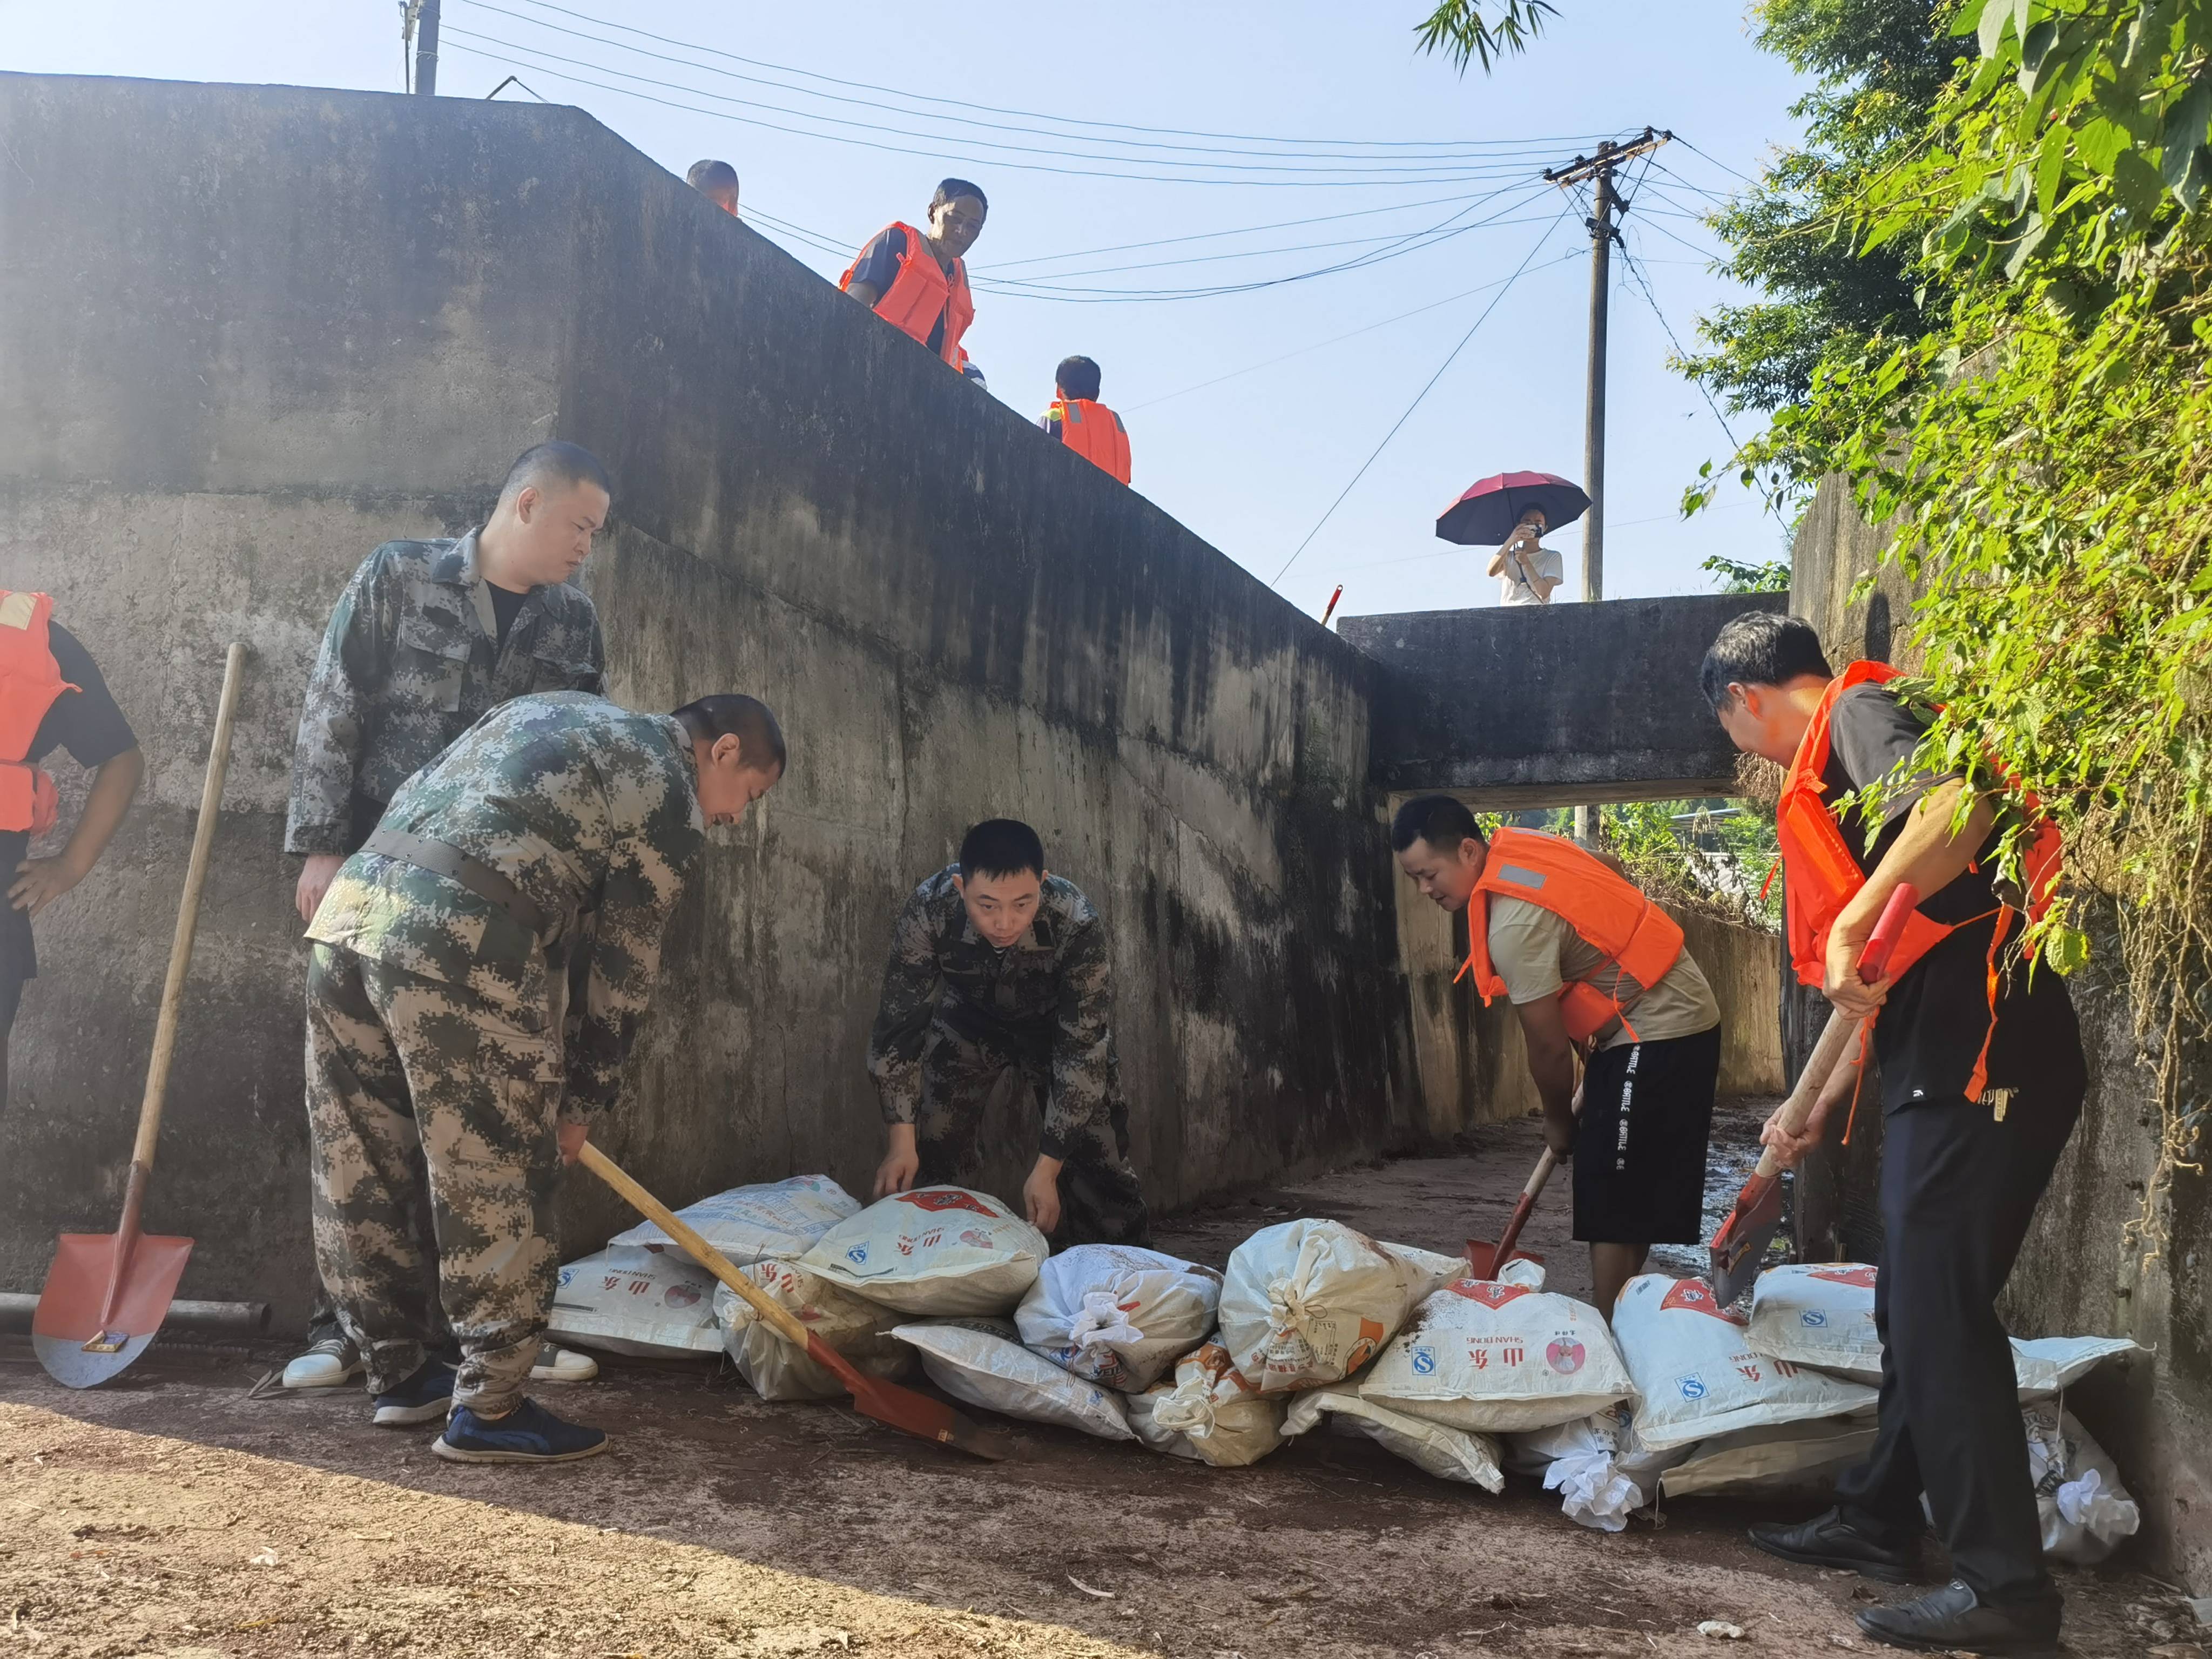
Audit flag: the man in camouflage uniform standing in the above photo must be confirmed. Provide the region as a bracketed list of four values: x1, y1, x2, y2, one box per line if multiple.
[304, 690, 785, 1462]
[868, 818, 1149, 1245]
[281, 441, 611, 1390]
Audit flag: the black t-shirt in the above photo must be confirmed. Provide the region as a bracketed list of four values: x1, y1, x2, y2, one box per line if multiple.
[2, 621, 140, 982]
[846, 227, 949, 354]
[488, 582, 528, 650]
[1821, 684, 2081, 1111]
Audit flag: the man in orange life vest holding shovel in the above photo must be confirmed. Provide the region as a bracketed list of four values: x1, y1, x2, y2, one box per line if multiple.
[1392, 795, 1722, 1316]
[1702, 612, 2083, 1657]
[840, 180, 987, 370]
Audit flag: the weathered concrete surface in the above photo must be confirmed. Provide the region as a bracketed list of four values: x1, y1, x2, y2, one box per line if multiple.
[0, 72, 1420, 1323]
[1793, 475, 2207, 1584]
[1340, 593, 1787, 801]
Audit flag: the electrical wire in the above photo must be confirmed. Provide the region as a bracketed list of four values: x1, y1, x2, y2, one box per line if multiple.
[986, 190, 1507, 272]
[473, 0, 1615, 157]
[1673, 136, 1755, 184]
[1270, 211, 1573, 586]
[1617, 239, 1738, 449]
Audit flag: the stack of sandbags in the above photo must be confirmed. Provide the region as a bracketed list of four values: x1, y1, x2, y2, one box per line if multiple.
[892, 1316, 1135, 1442]
[1283, 1381, 1505, 1492]
[1359, 1277, 1636, 1435]
[1505, 1404, 1686, 1530]
[1016, 1244, 1221, 1391]
[554, 1174, 863, 1361]
[713, 1259, 913, 1400]
[1126, 1339, 1286, 1467]
[1217, 1219, 1465, 1394]
[798, 1186, 1048, 1316]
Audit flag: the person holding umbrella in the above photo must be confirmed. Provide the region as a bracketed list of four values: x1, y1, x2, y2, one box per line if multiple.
[1435, 471, 1591, 608]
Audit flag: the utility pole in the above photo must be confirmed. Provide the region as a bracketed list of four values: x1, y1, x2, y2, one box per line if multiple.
[403, 0, 441, 96]
[1545, 128, 1669, 845]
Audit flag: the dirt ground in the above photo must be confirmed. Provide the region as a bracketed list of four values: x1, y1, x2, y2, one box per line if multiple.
[2, 1105, 2197, 1659]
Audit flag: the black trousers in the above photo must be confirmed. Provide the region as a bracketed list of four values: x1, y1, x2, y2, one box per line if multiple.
[1833, 1023, 2085, 1603]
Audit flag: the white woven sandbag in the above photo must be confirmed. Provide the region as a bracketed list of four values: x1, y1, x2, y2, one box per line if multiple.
[892, 1318, 1134, 1441]
[1614, 1274, 1877, 1452]
[549, 1244, 720, 1359]
[611, 1174, 861, 1267]
[2022, 1405, 2141, 1565]
[1746, 1264, 1883, 1384]
[1660, 1417, 1878, 1500]
[1015, 1243, 1221, 1391]
[1359, 1280, 1635, 1433]
[2011, 1336, 2143, 1401]
[713, 1260, 913, 1401]
[1136, 1340, 1287, 1466]
[1218, 1219, 1458, 1393]
[799, 1187, 1048, 1316]
[1283, 1382, 1504, 1492]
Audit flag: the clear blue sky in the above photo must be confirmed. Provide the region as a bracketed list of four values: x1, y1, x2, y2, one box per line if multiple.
[10, 2, 1810, 620]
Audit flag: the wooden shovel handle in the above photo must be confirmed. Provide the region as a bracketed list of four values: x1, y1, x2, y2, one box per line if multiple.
[131, 643, 246, 1173]
[576, 1142, 813, 1349]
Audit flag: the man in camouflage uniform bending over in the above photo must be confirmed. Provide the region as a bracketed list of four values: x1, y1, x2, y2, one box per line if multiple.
[868, 818, 1149, 1245]
[305, 691, 784, 1464]
[281, 440, 610, 1392]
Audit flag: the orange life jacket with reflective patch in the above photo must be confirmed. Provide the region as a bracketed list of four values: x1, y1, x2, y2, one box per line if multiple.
[840, 222, 973, 367]
[0, 591, 75, 835]
[1775, 659, 2063, 1100]
[1456, 826, 1685, 1044]
[1049, 397, 1131, 484]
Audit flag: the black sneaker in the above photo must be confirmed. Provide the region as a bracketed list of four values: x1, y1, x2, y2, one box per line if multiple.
[1746, 1508, 1918, 1583]
[370, 1360, 456, 1427]
[1856, 1580, 2061, 1656]
[431, 1398, 609, 1465]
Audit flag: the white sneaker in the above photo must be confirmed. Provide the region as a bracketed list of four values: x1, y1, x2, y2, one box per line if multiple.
[281, 1334, 363, 1390]
[529, 1341, 598, 1383]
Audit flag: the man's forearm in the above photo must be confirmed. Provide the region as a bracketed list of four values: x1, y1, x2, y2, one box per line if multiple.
[1527, 1037, 1577, 1121]
[1836, 779, 1996, 944]
[60, 748, 143, 876]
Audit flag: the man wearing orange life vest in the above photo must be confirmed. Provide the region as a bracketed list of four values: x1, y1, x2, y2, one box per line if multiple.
[1702, 612, 2082, 1657]
[1392, 795, 1722, 1315]
[1040, 356, 1132, 486]
[0, 594, 143, 1114]
[840, 179, 987, 369]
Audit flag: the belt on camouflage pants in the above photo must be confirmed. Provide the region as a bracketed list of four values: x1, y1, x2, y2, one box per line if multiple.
[362, 827, 552, 938]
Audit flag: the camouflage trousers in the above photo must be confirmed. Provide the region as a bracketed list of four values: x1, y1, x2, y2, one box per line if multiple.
[915, 1023, 1150, 1247]
[304, 942, 563, 1416]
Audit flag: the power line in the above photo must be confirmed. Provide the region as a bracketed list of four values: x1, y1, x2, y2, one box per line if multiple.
[1673, 136, 1755, 184]
[986, 190, 1503, 272]
[1270, 211, 1572, 587]
[474, 0, 1618, 157]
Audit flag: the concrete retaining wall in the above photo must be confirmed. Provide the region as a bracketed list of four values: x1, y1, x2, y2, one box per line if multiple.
[0, 73, 1424, 1323]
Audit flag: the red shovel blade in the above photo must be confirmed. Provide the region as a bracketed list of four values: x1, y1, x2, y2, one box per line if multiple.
[1464, 1242, 1545, 1280]
[802, 1331, 1015, 1461]
[32, 1231, 194, 1389]
[1707, 1172, 1783, 1308]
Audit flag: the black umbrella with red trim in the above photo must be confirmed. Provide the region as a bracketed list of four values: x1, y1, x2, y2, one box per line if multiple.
[1435, 471, 1591, 545]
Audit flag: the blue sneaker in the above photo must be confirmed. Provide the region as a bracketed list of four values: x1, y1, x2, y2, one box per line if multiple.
[431, 1398, 609, 1465]
[370, 1360, 456, 1427]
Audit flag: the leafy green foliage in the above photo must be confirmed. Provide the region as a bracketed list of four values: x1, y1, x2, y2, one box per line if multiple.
[1521, 799, 1784, 930]
[1702, 552, 1795, 592]
[1413, 1, 1558, 73]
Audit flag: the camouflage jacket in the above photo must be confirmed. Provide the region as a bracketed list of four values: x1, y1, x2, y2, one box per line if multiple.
[866, 866, 1117, 1158]
[308, 693, 705, 1120]
[285, 531, 606, 855]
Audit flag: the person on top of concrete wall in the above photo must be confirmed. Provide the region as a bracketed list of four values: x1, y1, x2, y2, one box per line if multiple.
[839, 179, 988, 370]
[0, 595, 141, 1114]
[686, 159, 740, 219]
[1392, 795, 1721, 1316]
[867, 818, 1149, 1247]
[1039, 355, 1132, 485]
[1490, 505, 1563, 605]
[1703, 611, 2084, 1657]
[279, 441, 612, 1394]
[304, 690, 785, 1465]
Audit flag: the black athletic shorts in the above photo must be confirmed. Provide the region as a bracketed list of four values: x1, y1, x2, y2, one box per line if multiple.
[1572, 1022, 1721, 1245]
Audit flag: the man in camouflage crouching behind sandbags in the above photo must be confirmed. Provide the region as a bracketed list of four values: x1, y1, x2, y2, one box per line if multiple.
[303, 690, 784, 1464]
[867, 817, 1150, 1247]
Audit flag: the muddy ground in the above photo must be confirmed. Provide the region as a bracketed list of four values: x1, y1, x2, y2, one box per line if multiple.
[2, 1106, 2196, 1659]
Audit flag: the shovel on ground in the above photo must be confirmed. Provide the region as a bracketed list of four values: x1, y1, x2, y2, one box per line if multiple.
[578, 1143, 1014, 1461]
[1465, 1085, 1582, 1280]
[1707, 882, 1918, 1306]
[34, 644, 246, 1388]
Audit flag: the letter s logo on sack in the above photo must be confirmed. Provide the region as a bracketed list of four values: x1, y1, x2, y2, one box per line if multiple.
[1677, 1374, 1708, 1401]
[846, 1244, 869, 1265]
[1802, 1310, 1829, 1327]
[1411, 1346, 1437, 1376]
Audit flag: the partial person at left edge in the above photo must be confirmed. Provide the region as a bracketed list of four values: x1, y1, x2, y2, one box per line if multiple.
[0, 591, 143, 1113]
[279, 440, 612, 1395]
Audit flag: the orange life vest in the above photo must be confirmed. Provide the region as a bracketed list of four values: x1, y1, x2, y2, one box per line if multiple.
[0, 591, 75, 836]
[1048, 397, 1132, 484]
[1775, 659, 2063, 1100]
[1455, 826, 1685, 1044]
[840, 221, 973, 367]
